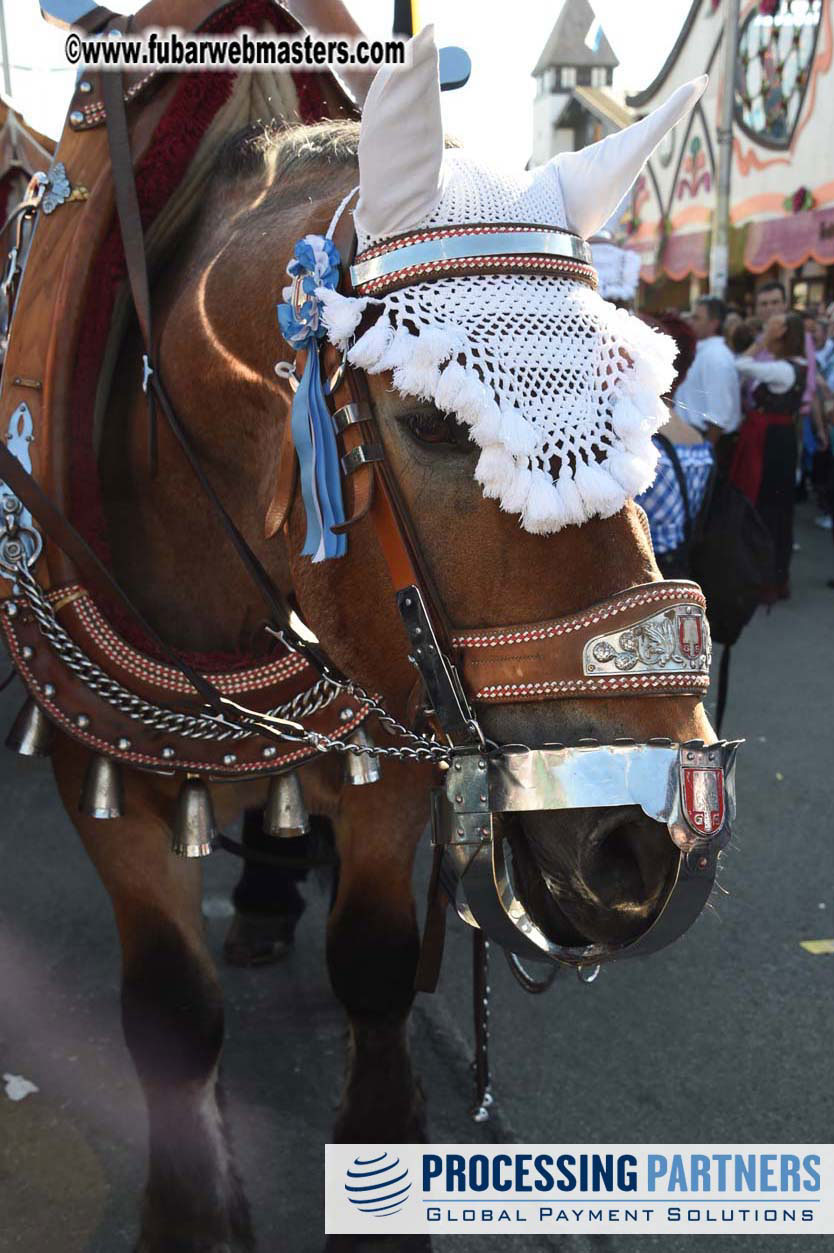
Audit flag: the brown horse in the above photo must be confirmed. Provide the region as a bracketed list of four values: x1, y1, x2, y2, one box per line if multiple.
[38, 108, 717, 1251]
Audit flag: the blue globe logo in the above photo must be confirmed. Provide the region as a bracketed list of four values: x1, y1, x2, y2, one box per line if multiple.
[344, 1151, 412, 1217]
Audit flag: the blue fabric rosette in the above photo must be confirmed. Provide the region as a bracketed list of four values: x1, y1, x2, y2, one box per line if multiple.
[276, 234, 346, 561]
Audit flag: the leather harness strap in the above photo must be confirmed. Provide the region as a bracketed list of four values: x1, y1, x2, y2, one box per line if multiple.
[101, 67, 158, 473]
[100, 69, 337, 681]
[328, 209, 459, 646]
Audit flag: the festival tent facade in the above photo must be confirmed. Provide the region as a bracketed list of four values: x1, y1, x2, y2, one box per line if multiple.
[625, 0, 834, 312]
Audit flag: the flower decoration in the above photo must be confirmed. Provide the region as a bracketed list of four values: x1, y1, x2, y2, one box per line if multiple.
[277, 234, 341, 349]
[784, 185, 815, 214]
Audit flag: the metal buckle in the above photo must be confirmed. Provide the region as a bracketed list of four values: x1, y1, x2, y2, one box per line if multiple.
[341, 443, 383, 476]
[1, 246, 19, 298]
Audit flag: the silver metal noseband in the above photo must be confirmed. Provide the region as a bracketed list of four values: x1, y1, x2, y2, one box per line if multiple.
[432, 740, 741, 967]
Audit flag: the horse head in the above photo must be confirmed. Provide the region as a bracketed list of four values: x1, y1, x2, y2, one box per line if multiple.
[156, 29, 722, 957]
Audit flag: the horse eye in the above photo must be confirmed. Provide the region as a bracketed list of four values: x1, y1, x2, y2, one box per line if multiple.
[402, 410, 472, 450]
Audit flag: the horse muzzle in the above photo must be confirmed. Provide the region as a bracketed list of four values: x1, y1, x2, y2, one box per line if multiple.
[431, 739, 741, 967]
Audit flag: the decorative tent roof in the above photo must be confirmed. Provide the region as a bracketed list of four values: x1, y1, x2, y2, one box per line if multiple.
[532, 0, 619, 76]
[573, 85, 633, 130]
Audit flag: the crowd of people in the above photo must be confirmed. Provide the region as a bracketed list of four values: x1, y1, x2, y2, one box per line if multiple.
[637, 281, 834, 601]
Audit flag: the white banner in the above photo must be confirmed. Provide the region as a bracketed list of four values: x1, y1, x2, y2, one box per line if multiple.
[325, 1144, 833, 1235]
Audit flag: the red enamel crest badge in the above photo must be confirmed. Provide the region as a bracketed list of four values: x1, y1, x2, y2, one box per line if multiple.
[682, 766, 725, 836]
[677, 609, 704, 662]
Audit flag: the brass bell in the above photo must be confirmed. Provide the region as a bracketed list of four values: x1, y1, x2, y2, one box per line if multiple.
[171, 776, 217, 858]
[263, 771, 309, 838]
[343, 726, 381, 786]
[5, 697, 53, 757]
[79, 754, 124, 819]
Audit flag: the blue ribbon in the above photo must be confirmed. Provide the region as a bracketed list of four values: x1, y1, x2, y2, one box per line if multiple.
[291, 342, 346, 561]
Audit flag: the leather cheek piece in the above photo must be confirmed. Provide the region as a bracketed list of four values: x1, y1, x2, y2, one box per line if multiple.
[451, 581, 711, 703]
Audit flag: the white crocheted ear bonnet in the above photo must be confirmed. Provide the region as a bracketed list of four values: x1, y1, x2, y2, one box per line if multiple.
[317, 28, 707, 535]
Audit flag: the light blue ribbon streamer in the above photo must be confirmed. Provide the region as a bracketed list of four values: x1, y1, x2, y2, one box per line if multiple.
[291, 342, 347, 562]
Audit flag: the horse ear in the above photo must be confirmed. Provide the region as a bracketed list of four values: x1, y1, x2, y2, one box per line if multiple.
[355, 25, 445, 238]
[551, 76, 708, 240]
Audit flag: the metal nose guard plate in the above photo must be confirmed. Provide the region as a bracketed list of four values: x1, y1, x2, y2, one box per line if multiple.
[431, 741, 741, 967]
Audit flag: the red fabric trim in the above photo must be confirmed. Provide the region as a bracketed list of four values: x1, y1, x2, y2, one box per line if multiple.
[661, 229, 709, 282]
[730, 409, 795, 505]
[66, 0, 338, 666]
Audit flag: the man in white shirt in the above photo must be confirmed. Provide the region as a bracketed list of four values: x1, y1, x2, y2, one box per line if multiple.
[674, 297, 741, 442]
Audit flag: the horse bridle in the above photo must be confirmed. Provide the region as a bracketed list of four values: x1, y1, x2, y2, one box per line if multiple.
[0, 71, 740, 972]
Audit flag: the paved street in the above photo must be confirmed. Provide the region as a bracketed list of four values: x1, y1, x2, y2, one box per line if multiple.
[1, 505, 833, 1253]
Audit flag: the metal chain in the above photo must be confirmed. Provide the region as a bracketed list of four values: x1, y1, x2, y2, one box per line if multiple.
[470, 931, 493, 1122]
[11, 562, 452, 762]
[324, 675, 452, 761]
[12, 563, 338, 741]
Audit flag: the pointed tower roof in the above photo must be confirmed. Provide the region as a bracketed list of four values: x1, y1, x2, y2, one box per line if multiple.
[532, 0, 619, 76]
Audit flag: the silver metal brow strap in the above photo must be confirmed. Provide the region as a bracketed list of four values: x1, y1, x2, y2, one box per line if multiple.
[350, 229, 593, 288]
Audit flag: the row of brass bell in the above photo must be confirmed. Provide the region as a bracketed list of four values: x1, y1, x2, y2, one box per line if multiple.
[5, 698, 382, 859]
[169, 770, 312, 858]
[5, 698, 53, 757]
[167, 726, 380, 857]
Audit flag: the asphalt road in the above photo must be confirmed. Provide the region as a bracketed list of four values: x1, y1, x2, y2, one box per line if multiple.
[1, 505, 833, 1253]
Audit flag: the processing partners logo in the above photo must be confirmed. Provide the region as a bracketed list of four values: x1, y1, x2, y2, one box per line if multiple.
[327, 1144, 834, 1236]
[344, 1151, 412, 1218]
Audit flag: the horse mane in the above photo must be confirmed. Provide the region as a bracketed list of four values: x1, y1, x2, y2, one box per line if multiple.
[215, 117, 361, 185]
[211, 117, 460, 212]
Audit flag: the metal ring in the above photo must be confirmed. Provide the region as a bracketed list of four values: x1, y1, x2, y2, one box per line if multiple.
[0, 524, 42, 579]
[504, 950, 561, 994]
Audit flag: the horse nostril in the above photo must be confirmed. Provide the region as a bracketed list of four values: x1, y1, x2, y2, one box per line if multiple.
[582, 824, 646, 910]
[580, 812, 672, 914]
[507, 806, 679, 947]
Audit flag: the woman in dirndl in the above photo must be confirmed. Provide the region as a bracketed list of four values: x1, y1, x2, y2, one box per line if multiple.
[731, 312, 807, 602]
[635, 313, 714, 578]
